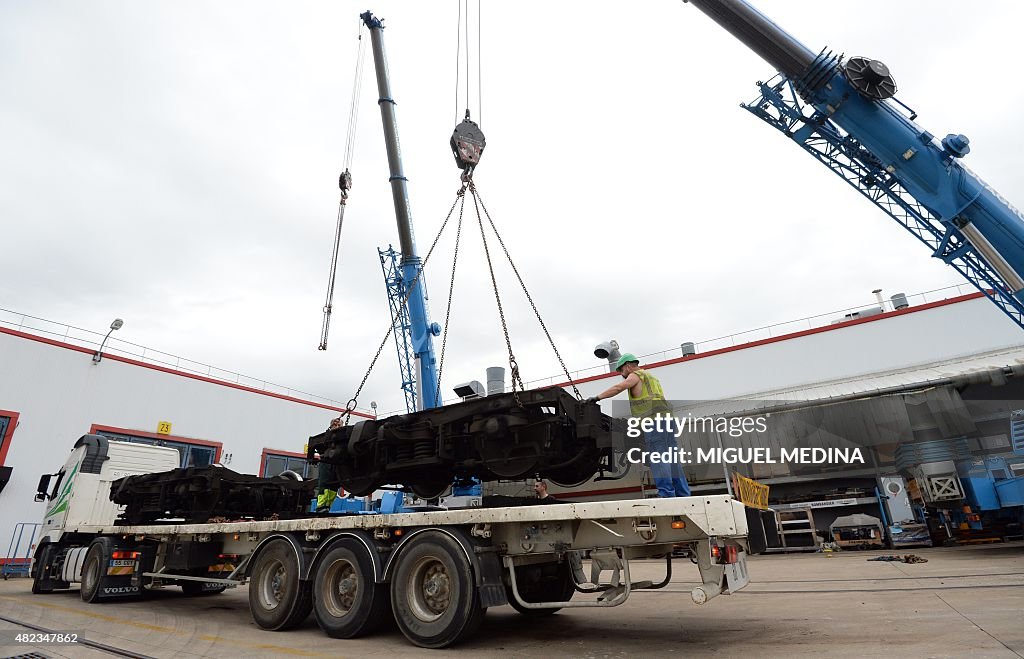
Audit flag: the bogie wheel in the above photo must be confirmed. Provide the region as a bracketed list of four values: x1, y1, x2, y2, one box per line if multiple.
[313, 540, 390, 638]
[80, 544, 106, 603]
[409, 479, 451, 501]
[390, 533, 484, 648]
[248, 539, 312, 630]
[507, 561, 574, 616]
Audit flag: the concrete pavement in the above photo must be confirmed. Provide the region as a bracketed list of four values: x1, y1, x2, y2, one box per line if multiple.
[0, 542, 1020, 658]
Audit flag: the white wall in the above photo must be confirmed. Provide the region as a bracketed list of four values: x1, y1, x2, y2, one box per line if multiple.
[0, 330, 344, 558]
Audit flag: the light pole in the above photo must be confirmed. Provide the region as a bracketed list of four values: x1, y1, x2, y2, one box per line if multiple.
[93, 318, 124, 364]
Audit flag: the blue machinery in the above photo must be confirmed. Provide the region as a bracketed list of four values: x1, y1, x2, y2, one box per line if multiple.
[362, 12, 441, 413]
[687, 0, 1024, 332]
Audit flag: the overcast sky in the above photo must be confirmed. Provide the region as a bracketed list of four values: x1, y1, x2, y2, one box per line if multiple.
[3, 0, 1023, 416]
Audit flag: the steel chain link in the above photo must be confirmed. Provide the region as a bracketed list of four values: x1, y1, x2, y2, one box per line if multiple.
[469, 183, 583, 400]
[469, 184, 525, 407]
[343, 183, 469, 423]
[433, 193, 467, 407]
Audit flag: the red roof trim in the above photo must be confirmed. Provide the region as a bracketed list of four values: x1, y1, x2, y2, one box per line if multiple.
[556, 292, 986, 387]
[0, 326, 374, 419]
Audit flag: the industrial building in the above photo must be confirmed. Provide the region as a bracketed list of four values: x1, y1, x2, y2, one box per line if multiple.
[3, 284, 1022, 561]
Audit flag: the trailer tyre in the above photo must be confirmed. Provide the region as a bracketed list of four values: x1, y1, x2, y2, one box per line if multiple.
[390, 533, 484, 648]
[248, 539, 312, 630]
[313, 540, 389, 638]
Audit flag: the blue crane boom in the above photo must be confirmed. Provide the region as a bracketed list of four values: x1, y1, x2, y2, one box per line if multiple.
[686, 0, 1024, 330]
[361, 12, 441, 412]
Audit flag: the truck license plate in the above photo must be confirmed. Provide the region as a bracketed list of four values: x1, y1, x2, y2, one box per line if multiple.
[723, 555, 749, 593]
[107, 560, 135, 575]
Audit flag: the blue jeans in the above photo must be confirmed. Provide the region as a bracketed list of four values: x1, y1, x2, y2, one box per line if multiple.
[644, 427, 691, 498]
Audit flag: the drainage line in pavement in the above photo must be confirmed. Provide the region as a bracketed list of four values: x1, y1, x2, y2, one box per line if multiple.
[0, 613, 156, 659]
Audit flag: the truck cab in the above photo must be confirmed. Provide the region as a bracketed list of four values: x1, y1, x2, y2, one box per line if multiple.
[31, 435, 180, 595]
[36, 435, 180, 544]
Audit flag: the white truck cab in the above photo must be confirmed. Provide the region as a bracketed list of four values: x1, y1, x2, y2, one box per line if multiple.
[35, 435, 180, 545]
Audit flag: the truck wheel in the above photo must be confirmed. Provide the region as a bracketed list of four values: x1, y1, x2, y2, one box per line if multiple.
[80, 544, 107, 603]
[248, 539, 312, 630]
[390, 533, 484, 648]
[313, 540, 389, 638]
[507, 561, 574, 616]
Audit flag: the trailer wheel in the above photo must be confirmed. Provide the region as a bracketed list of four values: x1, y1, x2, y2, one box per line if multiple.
[507, 561, 574, 616]
[248, 539, 312, 630]
[312, 540, 389, 638]
[390, 533, 484, 648]
[80, 543, 107, 603]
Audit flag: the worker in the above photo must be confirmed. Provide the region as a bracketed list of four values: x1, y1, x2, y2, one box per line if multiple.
[586, 353, 690, 498]
[534, 479, 552, 500]
[315, 416, 345, 511]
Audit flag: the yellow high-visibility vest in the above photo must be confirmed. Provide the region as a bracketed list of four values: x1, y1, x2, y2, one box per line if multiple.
[627, 369, 673, 418]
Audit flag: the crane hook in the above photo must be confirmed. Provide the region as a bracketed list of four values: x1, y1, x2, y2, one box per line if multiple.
[450, 110, 485, 180]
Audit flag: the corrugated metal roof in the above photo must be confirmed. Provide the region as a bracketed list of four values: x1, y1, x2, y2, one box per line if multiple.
[748, 345, 1024, 402]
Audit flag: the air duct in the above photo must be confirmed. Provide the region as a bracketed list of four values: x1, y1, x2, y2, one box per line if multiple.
[453, 381, 485, 400]
[594, 340, 621, 373]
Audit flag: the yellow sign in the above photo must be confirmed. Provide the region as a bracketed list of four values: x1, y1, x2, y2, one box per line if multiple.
[731, 472, 770, 510]
[156, 421, 172, 435]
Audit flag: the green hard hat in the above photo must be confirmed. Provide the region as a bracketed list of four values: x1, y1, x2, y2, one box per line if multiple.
[615, 353, 640, 371]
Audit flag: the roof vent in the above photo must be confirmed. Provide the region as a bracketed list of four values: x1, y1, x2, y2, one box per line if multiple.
[831, 306, 883, 325]
[891, 293, 910, 310]
[453, 381, 485, 400]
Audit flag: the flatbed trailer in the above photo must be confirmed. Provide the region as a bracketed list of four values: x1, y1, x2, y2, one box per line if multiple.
[30, 437, 751, 648]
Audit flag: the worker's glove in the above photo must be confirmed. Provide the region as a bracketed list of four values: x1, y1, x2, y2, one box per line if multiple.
[584, 396, 600, 405]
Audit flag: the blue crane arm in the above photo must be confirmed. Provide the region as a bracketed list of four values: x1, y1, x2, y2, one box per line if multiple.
[687, 0, 1024, 319]
[362, 11, 441, 411]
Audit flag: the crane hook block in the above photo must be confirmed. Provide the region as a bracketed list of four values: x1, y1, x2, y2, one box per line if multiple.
[451, 114, 486, 173]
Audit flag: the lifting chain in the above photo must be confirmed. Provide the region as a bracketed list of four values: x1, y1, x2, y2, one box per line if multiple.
[433, 193, 468, 407]
[468, 182, 583, 401]
[341, 183, 469, 423]
[470, 185, 525, 406]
